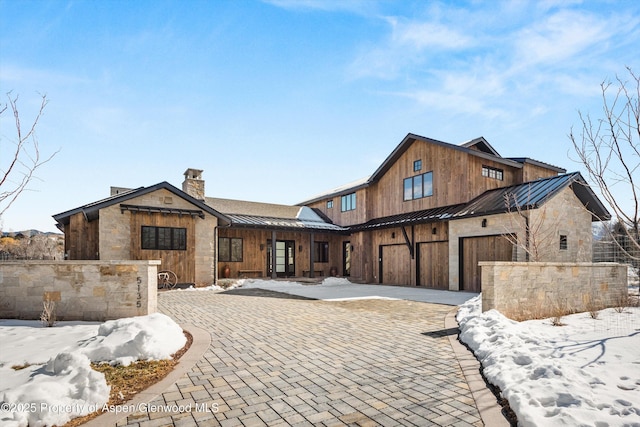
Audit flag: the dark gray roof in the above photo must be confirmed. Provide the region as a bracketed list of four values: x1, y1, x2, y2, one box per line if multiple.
[225, 213, 349, 233]
[53, 182, 231, 226]
[349, 172, 610, 231]
[350, 204, 466, 232]
[452, 172, 610, 221]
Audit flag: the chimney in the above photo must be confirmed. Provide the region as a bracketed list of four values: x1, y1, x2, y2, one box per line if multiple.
[182, 168, 205, 201]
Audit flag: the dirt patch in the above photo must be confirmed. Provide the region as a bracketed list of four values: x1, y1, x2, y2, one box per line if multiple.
[63, 330, 193, 427]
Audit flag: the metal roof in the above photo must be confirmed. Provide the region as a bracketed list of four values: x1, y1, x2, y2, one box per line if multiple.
[52, 182, 231, 226]
[225, 213, 349, 233]
[350, 204, 466, 232]
[452, 172, 610, 220]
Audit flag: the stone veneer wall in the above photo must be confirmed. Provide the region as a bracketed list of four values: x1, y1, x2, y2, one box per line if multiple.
[0, 260, 160, 321]
[480, 261, 628, 321]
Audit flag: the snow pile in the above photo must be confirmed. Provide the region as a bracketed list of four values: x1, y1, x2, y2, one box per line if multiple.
[457, 296, 640, 426]
[320, 277, 352, 286]
[0, 313, 186, 427]
[1, 352, 109, 427]
[77, 313, 187, 366]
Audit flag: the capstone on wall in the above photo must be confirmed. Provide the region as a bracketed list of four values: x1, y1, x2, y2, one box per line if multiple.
[0, 260, 159, 321]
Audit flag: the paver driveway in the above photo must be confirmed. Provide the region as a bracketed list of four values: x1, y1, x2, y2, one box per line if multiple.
[117, 289, 483, 426]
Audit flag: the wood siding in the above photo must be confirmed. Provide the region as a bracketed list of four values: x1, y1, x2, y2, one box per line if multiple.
[417, 241, 448, 289]
[66, 213, 99, 260]
[380, 244, 411, 285]
[217, 228, 345, 278]
[129, 212, 197, 284]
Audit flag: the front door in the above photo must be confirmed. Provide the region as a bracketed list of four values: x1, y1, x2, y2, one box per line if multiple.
[267, 240, 296, 277]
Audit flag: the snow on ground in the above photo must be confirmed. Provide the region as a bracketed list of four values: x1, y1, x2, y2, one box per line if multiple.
[0, 313, 186, 427]
[457, 296, 640, 427]
[182, 276, 352, 292]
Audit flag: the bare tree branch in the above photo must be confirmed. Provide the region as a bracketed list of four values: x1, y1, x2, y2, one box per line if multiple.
[569, 66, 640, 269]
[0, 92, 58, 219]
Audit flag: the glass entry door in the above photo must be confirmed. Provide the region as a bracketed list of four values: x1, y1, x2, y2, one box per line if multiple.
[267, 240, 295, 277]
[343, 241, 351, 277]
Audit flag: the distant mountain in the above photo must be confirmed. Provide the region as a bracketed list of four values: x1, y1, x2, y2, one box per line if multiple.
[1, 229, 63, 238]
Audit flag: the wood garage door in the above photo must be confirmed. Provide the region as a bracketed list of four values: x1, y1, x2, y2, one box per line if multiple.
[379, 244, 411, 286]
[417, 241, 448, 289]
[461, 235, 514, 292]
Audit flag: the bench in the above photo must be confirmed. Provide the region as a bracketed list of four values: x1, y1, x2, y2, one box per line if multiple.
[303, 270, 324, 278]
[238, 270, 262, 278]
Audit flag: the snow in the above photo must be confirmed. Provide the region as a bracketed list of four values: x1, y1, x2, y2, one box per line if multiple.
[0, 313, 186, 427]
[457, 296, 640, 426]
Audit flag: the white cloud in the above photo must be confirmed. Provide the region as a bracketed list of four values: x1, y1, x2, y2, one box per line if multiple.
[387, 17, 473, 50]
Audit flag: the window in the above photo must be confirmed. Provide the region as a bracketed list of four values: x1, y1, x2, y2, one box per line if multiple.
[482, 165, 503, 180]
[413, 159, 422, 172]
[403, 171, 433, 201]
[327, 200, 333, 209]
[141, 226, 186, 250]
[218, 237, 243, 262]
[341, 192, 356, 212]
[559, 235, 568, 250]
[314, 241, 329, 263]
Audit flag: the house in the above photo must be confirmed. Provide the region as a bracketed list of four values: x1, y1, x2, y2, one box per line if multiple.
[53, 133, 609, 291]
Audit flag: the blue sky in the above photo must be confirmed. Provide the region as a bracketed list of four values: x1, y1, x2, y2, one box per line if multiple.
[1, 0, 639, 232]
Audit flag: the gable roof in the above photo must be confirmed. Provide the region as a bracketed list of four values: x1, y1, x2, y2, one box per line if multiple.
[53, 182, 231, 226]
[452, 172, 610, 221]
[460, 137, 501, 156]
[350, 172, 610, 231]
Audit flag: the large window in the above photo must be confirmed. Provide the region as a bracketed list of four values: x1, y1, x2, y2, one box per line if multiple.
[341, 192, 356, 212]
[403, 171, 433, 201]
[141, 226, 186, 250]
[314, 241, 329, 263]
[218, 237, 243, 262]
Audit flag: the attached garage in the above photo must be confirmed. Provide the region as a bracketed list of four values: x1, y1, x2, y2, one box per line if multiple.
[417, 241, 448, 289]
[460, 234, 514, 292]
[379, 244, 411, 286]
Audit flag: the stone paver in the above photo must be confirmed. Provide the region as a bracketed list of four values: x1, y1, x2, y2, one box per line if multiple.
[117, 290, 484, 426]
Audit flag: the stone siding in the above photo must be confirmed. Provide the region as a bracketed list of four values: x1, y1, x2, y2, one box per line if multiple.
[0, 260, 160, 321]
[480, 261, 628, 321]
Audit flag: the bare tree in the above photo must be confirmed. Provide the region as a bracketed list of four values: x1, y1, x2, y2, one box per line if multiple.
[569, 66, 639, 269]
[0, 92, 58, 219]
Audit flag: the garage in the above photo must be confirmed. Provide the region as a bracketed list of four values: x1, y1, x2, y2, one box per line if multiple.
[379, 244, 411, 286]
[417, 241, 448, 289]
[460, 235, 514, 292]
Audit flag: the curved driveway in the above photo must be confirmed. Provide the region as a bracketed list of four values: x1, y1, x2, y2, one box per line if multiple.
[115, 287, 486, 426]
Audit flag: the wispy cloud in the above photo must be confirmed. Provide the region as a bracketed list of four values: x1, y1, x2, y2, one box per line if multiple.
[262, 0, 374, 14]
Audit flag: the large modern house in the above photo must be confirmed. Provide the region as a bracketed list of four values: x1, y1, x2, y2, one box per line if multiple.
[53, 133, 609, 292]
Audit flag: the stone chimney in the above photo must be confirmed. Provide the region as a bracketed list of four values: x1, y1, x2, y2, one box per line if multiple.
[182, 168, 205, 200]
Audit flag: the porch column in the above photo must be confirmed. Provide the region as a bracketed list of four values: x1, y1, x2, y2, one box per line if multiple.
[309, 233, 315, 279]
[271, 230, 277, 279]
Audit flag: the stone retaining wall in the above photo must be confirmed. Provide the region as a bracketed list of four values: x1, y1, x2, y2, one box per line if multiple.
[0, 260, 160, 321]
[480, 262, 628, 321]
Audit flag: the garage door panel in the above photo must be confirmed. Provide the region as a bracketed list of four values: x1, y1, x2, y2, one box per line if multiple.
[418, 242, 448, 289]
[381, 245, 410, 286]
[462, 235, 514, 292]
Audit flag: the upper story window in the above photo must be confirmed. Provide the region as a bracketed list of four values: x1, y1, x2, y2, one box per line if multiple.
[341, 192, 356, 212]
[413, 159, 422, 172]
[141, 226, 186, 251]
[403, 171, 433, 201]
[559, 235, 568, 251]
[482, 165, 503, 180]
[327, 200, 333, 209]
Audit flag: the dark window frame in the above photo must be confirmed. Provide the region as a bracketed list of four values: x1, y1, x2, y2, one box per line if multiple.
[314, 241, 329, 263]
[218, 237, 243, 262]
[341, 192, 356, 212]
[559, 235, 568, 250]
[403, 171, 433, 201]
[482, 165, 504, 181]
[141, 226, 187, 251]
[413, 159, 422, 172]
[327, 200, 333, 209]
